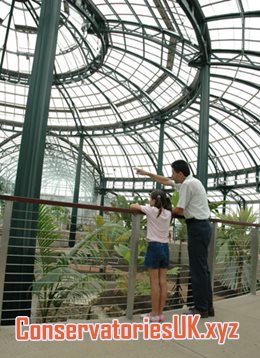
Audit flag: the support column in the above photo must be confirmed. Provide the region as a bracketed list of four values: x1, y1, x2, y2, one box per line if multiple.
[99, 177, 107, 216]
[1, 0, 61, 325]
[196, 64, 210, 189]
[69, 136, 84, 247]
[156, 121, 165, 189]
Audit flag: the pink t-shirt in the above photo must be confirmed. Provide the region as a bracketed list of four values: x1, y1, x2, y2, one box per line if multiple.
[140, 205, 172, 243]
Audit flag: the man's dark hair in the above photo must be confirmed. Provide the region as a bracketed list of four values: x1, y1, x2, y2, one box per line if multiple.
[171, 160, 190, 177]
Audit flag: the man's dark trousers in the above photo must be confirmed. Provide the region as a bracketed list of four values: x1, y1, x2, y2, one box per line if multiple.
[186, 219, 213, 312]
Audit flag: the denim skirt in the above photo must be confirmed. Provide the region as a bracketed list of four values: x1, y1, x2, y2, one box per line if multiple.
[144, 241, 169, 269]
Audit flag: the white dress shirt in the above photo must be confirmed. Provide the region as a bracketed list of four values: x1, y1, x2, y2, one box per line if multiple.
[173, 175, 210, 220]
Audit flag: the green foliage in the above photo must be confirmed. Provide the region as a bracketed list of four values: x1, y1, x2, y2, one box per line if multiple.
[217, 206, 257, 224]
[33, 266, 102, 322]
[129, 195, 149, 206]
[110, 195, 132, 229]
[216, 207, 257, 292]
[114, 240, 147, 265]
[171, 190, 179, 207]
[208, 201, 225, 215]
[36, 205, 61, 273]
[167, 267, 181, 276]
[33, 205, 105, 322]
[48, 205, 70, 229]
[135, 273, 151, 295]
[95, 215, 105, 228]
[110, 195, 149, 229]
[116, 265, 181, 296]
[68, 221, 131, 263]
[115, 272, 151, 296]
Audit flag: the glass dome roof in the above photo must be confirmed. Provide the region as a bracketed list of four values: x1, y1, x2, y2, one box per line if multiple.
[0, 0, 259, 206]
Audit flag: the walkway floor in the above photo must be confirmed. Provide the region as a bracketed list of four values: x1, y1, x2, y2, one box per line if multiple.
[0, 291, 259, 358]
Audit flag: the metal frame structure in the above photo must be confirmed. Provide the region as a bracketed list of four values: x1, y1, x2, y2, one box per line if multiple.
[0, 0, 259, 207]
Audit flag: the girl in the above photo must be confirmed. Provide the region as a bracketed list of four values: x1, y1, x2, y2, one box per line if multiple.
[130, 189, 172, 322]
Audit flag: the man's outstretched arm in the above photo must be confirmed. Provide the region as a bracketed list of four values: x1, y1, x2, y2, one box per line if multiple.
[134, 168, 174, 186]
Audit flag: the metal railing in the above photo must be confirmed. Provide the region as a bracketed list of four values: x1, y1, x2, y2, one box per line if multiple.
[0, 194, 259, 325]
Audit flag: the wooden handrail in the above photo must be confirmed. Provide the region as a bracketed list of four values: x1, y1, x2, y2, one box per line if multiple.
[0, 194, 259, 228]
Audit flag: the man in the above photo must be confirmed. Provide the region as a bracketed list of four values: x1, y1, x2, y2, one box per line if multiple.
[135, 160, 214, 318]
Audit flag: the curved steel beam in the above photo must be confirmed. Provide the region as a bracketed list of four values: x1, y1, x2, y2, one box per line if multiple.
[210, 96, 260, 134]
[189, 104, 258, 168]
[98, 63, 161, 113]
[48, 135, 101, 174]
[177, 0, 211, 61]
[106, 19, 198, 49]
[1, 0, 109, 85]
[165, 121, 225, 174]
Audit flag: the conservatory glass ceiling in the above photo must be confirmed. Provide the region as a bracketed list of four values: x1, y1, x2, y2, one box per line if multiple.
[0, 0, 259, 204]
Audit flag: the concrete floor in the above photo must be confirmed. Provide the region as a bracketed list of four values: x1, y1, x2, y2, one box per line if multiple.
[0, 291, 259, 358]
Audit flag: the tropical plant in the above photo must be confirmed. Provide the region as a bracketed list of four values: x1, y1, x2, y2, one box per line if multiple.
[115, 266, 181, 296]
[216, 207, 257, 293]
[48, 205, 70, 229]
[167, 266, 181, 276]
[110, 194, 148, 229]
[208, 200, 225, 215]
[115, 272, 151, 295]
[114, 240, 147, 265]
[93, 215, 131, 259]
[110, 195, 132, 229]
[33, 205, 108, 322]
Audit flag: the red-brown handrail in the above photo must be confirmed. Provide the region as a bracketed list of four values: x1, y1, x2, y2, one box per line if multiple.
[0, 194, 259, 228]
[0, 194, 136, 214]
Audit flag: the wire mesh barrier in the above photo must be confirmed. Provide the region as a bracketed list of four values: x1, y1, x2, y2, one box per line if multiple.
[0, 195, 259, 325]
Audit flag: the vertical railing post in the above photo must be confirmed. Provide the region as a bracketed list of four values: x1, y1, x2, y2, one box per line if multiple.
[126, 214, 141, 320]
[69, 135, 84, 247]
[0, 202, 13, 321]
[250, 227, 259, 295]
[208, 222, 217, 289]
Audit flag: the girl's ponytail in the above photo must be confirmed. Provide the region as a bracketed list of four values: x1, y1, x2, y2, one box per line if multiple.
[150, 190, 172, 217]
[156, 194, 162, 218]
